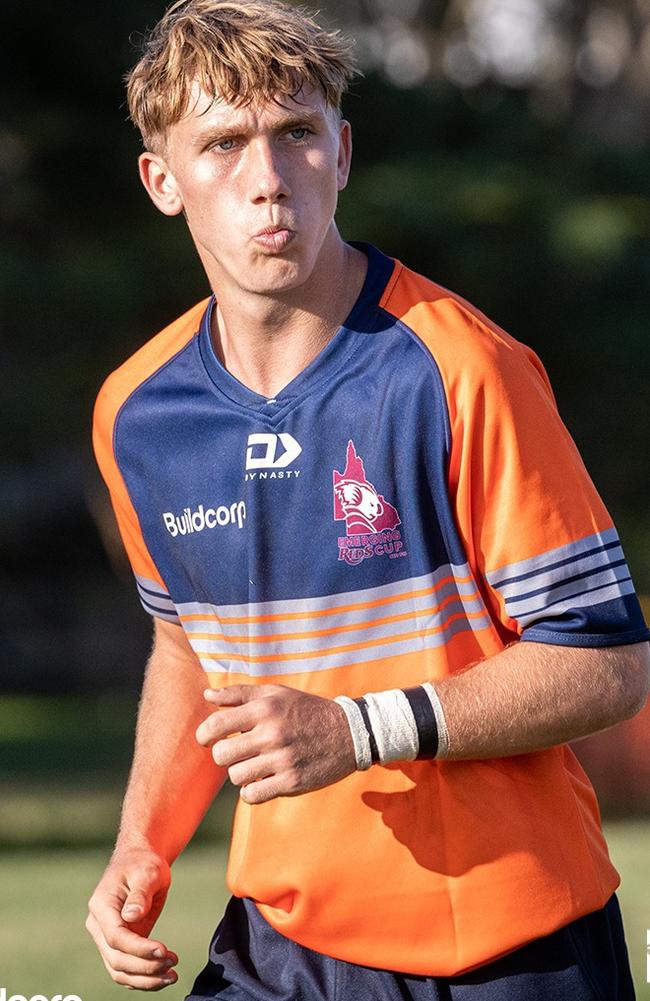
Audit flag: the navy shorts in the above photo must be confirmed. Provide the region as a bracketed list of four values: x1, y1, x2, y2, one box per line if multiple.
[185, 893, 635, 1001]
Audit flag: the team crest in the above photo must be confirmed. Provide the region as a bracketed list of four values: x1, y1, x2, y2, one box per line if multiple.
[333, 440, 407, 565]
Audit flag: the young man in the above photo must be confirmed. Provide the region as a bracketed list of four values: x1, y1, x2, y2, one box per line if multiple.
[87, 1, 650, 997]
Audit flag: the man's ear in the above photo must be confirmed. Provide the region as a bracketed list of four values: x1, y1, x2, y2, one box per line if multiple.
[336, 119, 353, 193]
[138, 152, 184, 216]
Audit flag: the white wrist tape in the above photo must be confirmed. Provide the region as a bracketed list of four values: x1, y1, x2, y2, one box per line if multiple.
[422, 682, 451, 758]
[333, 695, 372, 770]
[362, 689, 419, 764]
[335, 683, 451, 770]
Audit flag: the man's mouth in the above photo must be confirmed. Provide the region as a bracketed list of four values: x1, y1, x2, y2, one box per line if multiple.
[251, 226, 296, 252]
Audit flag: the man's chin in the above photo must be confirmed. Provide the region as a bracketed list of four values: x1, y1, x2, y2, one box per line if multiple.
[243, 254, 313, 296]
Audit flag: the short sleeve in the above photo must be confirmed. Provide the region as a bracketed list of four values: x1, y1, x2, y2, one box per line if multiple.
[92, 377, 180, 625]
[448, 324, 649, 649]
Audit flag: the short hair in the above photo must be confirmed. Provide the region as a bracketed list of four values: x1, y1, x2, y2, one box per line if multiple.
[126, 0, 359, 152]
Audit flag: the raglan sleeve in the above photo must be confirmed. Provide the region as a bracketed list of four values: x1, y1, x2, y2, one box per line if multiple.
[448, 319, 649, 648]
[92, 376, 180, 625]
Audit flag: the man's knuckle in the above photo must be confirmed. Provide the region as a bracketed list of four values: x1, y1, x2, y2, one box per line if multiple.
[104, 930, 120, 950]
[284, 771, 299, 793]
[103, 944, 121, 966]
[264, 696, 281, 717]
[209, 713, 225, 735]
[237, 762, 260, 786]
[264, 781, 281, 802]
[266, 720, 285, 745]
[264, 722, 277, 743]
[256, 706, 271, 727]
[139, 862, 165, 884]
[278, 746, 296, 769]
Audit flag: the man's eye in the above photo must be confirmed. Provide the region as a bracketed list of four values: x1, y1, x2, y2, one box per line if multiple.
[288, 127, 309, 140]
[213, 138, 236, 152]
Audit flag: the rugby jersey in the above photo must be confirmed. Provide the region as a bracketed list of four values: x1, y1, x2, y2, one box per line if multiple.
[93, 243, 649, 976]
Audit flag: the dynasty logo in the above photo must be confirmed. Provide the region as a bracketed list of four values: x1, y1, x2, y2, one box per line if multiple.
[245, 433, 301, 481]
[333, 440, 406, 565]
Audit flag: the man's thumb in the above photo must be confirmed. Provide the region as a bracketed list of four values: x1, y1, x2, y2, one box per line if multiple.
[121, 887, 153, 922]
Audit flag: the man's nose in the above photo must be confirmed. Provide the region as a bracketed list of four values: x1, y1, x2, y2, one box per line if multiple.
[247, 139, 290, 203]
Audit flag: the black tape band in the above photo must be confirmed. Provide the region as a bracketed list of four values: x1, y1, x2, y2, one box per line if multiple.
[353, 696, 380, 764]
[402, 685, 439, 759]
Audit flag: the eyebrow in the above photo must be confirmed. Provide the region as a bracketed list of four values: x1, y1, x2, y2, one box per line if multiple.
[191, 108, 326, 146]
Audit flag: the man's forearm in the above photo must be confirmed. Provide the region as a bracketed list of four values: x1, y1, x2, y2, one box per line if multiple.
[116, 619, 225, 863]
[335, 641, 650, 771]
[434, 640, 650, 760]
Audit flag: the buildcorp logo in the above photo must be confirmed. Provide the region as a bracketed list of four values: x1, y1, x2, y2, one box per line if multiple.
[0, 991, 82, 1001]
[163, 499, 246, 538]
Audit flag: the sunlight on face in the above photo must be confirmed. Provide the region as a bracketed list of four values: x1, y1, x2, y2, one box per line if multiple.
[162, 84, 351, 297]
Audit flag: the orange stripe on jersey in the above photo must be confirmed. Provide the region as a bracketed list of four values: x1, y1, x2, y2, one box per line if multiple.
[178, 572, 476, 624]
[185, 589, 482, 644]
[196, 608, 487, 663]
[202, 629, 502, 692]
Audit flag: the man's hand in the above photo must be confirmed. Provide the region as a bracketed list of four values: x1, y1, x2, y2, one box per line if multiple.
[86, 848, 178, 991]
[195, 684, 357, 804]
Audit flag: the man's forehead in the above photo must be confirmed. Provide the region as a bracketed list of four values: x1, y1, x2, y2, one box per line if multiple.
[182, 80, 334, 130]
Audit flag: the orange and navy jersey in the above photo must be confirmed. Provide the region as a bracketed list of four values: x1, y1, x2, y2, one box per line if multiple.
[93, 243, 649, 976]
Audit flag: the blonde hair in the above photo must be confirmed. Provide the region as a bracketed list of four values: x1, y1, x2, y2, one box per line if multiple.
[126, 0, 359, 152]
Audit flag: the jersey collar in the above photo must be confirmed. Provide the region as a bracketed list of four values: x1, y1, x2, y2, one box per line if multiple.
[197, 242, 395, 412]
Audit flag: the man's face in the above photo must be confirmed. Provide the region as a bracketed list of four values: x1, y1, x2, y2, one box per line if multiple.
[141, 84, 352, 297]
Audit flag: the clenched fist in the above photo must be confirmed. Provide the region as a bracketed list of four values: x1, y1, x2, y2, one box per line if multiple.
[86, 848, 177, 991]
[195, 684, 357, 804]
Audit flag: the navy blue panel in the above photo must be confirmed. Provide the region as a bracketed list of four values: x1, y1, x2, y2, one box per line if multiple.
[522, 593, 650, 648]
[113, 244, 461, 609]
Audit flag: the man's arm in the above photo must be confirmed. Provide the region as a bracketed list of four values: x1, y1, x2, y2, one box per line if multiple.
[196, 640, 650, 803]
[426, 639, 650, 758]
[86, 618, 225, 992]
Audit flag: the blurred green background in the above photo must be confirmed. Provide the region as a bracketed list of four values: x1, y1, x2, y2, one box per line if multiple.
[2, 0, 650, 996]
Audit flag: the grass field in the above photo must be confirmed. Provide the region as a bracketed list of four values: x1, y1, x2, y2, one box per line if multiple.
[0, 844, 230, 1001]
[0, 822, 648, 1000]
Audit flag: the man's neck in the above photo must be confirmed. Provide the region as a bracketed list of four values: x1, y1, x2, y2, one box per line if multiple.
[209, 239, 368, 400]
